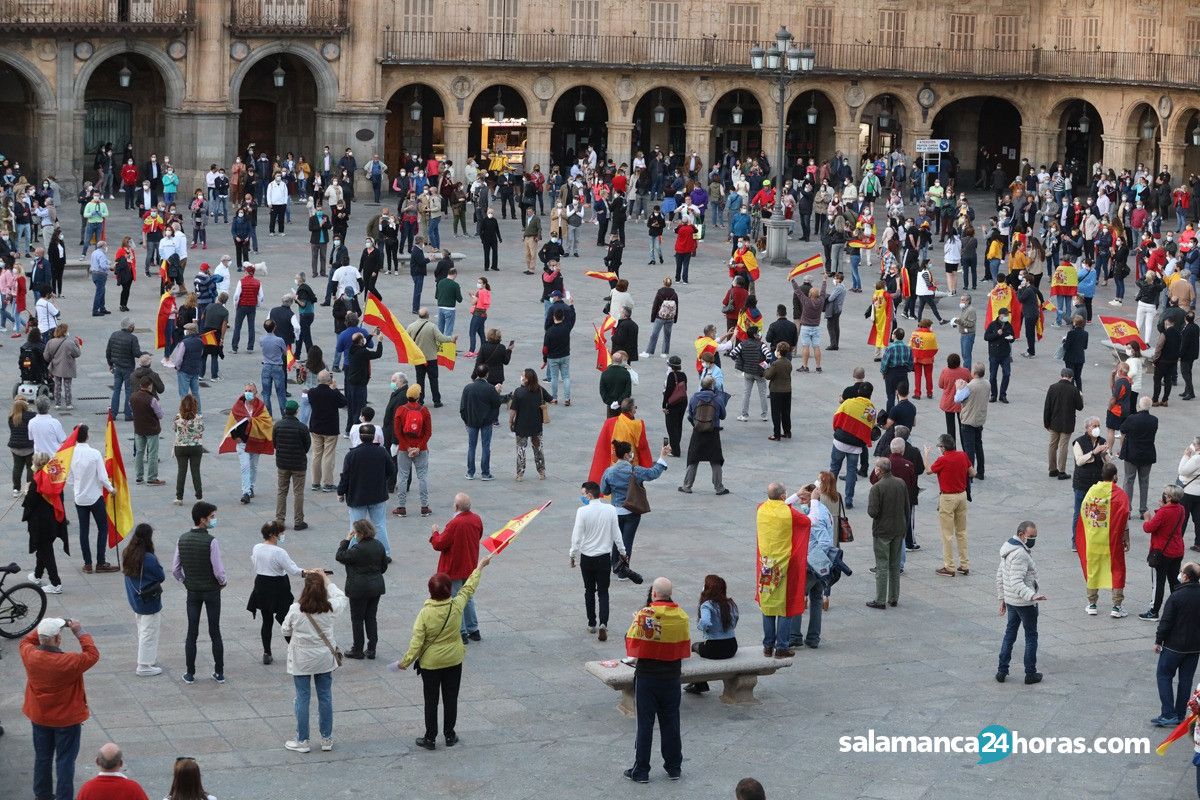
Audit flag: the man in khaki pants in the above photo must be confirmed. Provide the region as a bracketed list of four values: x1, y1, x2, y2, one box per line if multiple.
[926, 434, 975, 577]
[305, 370, 346, 492]
[522, 212, 541, 274]
[1043, 367, 1084, 479]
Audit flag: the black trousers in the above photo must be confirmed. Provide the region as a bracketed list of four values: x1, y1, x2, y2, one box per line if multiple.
[1152, 558, 1183, 614]
[596, 218, 609, 245]
[415, 362, 441, 405]
[269, 205, 286, 233]
[482, 242, 498, 271]
[118, 281, 132, 309]
[664, 406, 685, 457]
[1183, 493, 1200, 546]
[580, 553, 612, 627]
[420, 663, 462, 740]
[350, 595, 381, 652]
[1183, 359, 1195, 397]
[185, 588, 224, 676]
[826, 313, 841, 348]
[960, 423, 985, 479]
[944, 411, 959, 446]
[1154, 360, 1178, 402]
[260, 607, 285, 654]
[33, 538, 60, 586]
[234, 238, 250, 267]
[769, 391, 791, 437]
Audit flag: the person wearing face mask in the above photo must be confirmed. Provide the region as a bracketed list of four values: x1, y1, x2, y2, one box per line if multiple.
[220, 382, 274, 505]
[994, 521, 1046, 684]
[479, 209, 502, 272]
[927, 433, 975, 578]
[377, 207, 400, 274]
[1070, 417, 1110, 551]
[1140, 485, 1188, 623]
[1152, 562, 1200, 726]
[172, 501, 228, 684]
[570, 480, 637, 642]
[248, 520, 303, 665]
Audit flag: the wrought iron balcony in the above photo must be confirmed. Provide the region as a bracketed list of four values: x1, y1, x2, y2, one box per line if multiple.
[379, 31, 1200, 91]
[229, 0, 347, 36]
[0, 0, 195, 34]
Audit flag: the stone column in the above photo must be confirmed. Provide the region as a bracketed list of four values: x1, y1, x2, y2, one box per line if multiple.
[607, 121, 634, 165]
[444, 121, 470, 178]
[35, 110, 57, 183]
[834, 125, 860, 161]
[684, 124, 711, 169]
[1160, 142, 1185, 177]
[1101, 134, 1137, 172]
[525, 122, 552, 175]
[344, 0, 381, 104]
[56, 41, 80, 182]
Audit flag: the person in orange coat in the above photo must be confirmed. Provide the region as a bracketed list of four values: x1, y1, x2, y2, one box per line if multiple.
[21, 616, 101, 800]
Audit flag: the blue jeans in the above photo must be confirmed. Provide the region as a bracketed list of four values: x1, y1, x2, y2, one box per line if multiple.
[237, 442, 259, 495]
[466, 425, 492, 477]
[348, 502, 391, 556]
[345, 383, 367, 434]
[16, 221, 31, 254]
[631, 674, 682, 780]
[646, 319, 672, 355]
[1157, 648, 1199, 720]
[83, 222, 103, 254]
[31, 722, 81, 800]
[960, 332, 975, 370]
[829, 446, 859, 506]
[450, 578, 478, 634]
[177, 371, 201, 411]
[762, 615, 792, 651]
[791, 576, 824, 647]
[1055, 295, 1070, 325]
[547, 356, 571, 401]
[1072, 488, 1086, 543]
[411, 274, 424, 314]
[437, 307, 456, 335]
[428, 217, 441, 249]
[211, 195, 228, 222]
[111, 366, 133, 419]
[997, 604, 1039, 676]
[849, 252, 862, 291]
[2, 297, 22, 331]
[91, 272, 106, 314]
[261, 364, 286, 416]
[469, 314, 486, 351]
[294, 672, 333, 741]
[649, 237, 662, 261]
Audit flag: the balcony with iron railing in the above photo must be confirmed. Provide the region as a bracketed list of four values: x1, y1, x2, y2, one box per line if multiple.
[229, 0, 347, 36]
[379, 30, 1200, 91]
[0, 0, 196, 34]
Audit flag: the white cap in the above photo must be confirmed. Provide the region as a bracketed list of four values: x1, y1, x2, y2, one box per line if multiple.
[37, 617, 66, 637]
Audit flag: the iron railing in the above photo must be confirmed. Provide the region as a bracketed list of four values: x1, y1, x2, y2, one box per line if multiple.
[0, 0, 195, 33]
[380, 31, 1200, 90]
[229, 0, 347, 36]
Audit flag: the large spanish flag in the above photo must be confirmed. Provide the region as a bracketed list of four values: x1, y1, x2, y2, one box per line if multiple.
[755, 499, 811, 616]
[1099, 315, 1148, 351]
[909, 327, 939, 360]
[218, 397, 275, 455]
[788, 253, 823, 280]
[625, 602, 692, 661]
[155, 292, 175, 350]
[284, 346, 296, 371]
[594, 323, 613, 371]
[833, 396, 876, 448]
[867, 289, 893, 347]
[363, 294, 427, 365]
[34, 427, 79, 522]
[585, 270, 618, 282]
[734, 248, 760, 281]
[694, 335, 718, 373]
[1050, 262, 1079, 297]
[985, 283, 1024, 338]
[1074, 480, 1130, 591]
[103, 411, 134, 548]
[899, 267, 912, 298]
[482, 500, 552, 555]
[437, 340, 457, 370]
[735, 306, 764, 341]
[587, 413, 652, 484]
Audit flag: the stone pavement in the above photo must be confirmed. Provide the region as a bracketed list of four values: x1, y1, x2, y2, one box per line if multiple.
[0, 193, 1195, 799]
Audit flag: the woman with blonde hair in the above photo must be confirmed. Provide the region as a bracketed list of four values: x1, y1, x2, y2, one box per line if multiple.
[42, 322, 81, 409]
[282, 569, 348, 753]
[8, 395, 34, 496]
[173, 393, 204, 505]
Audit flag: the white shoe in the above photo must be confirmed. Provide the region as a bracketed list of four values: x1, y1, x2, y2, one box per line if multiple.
[659, 353, 668, 358]
[285, 739, 311, 753]
[1111, 605, 1128, 618]
[321, 737, 333, 751]
[1085, 603, 1098, 615]
[1108, 299, 1121, 306]
[639, 352, 652, 359]
[27, 572, 43, 585]
[12, 488, 20, 497]
[136, 665, 163, 677]
[43, 583, 62, 594]
[737, 415, 749, 421]
[760, 414, 769, 421]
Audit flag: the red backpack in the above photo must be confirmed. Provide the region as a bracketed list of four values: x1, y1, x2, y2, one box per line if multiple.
[400, 406, 423, 437]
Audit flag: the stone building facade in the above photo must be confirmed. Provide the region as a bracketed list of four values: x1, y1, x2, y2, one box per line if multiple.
[2, 0, 1199, 189]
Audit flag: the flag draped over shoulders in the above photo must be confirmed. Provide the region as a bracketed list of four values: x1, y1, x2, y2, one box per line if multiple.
[833, 396, 876, 448]
[694, 335, 718, 372]
[34, 427, 79, 522]
[755, 500, 811, 616]
[218, 397, 275, 455]
[625, 602, 691, 660]
[1075, 480, 1129, 590]
[155, 292, 175, 350]
[587, 413, 652, 484]
[1050, 262, 1079, 297]
[985, 283, 1023, 338]
[867, 290, 893, 347]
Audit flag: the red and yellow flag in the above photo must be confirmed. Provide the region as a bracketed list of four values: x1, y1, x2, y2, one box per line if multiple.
[1074, 480, 1130, 591]
[199, 329, 220, 347]
[625, 602, 692, 661]
[34, 427, 79, 522]
[788, 254, 824, 280]
[218, 397, 275, 455]
[909, 327, 939, 361]
[899, 268, 912, 298]
[755, 499, 812, 616]
[1157, 711, 1199, 755]
[587, 413, 652, 484]
[103, 411, 134, 548]
[437, 340, 457, 370]
[363, 295, 427, 365]
[1050, 262, 1079, 297]
[482, 500, 552, 555]
[833, 396, 876, 448]
[155, 292, 175, 350]
[735, 306, 763, 341]
[867, 289, 893, 347]
[594, 316, 616, 371]
[1099, 315, 1148, 351]
[984, 283, 1024, 338]
[585, 270, 618, 282]
[694, 335, 718, 372]
[284, 346, 296, 371]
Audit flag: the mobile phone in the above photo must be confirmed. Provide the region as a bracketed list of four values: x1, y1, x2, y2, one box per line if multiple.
[662, 437, 670, 447]
[323, 570, 334, 575]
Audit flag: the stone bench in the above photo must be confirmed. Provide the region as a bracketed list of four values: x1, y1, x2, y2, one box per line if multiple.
[585, 646, 793, 716]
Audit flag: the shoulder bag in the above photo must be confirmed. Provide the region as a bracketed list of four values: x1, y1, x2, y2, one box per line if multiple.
[1148, 508, 1186, 569]
[305, 612, 343, 667]
[837, 498, 854, 544]
[135, 559, 163, 603]
[624, 467, 652, 515]
[413, 606, 454, 675]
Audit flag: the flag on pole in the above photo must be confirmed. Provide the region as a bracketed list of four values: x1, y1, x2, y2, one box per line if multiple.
[482, 501, 552, 555]
[363, 295, 427, 365]
[1157, 711, 1199, 755]
[284, 346, 296, 371]
[437, 340, 457, 370]
[1099, 315, 1148, 351]
[34, 427, 79, 522]
[104, 411, 134, 547]
[200, 329, 220, 347]
[787, 254, 824, 280]
[594, 323, 613, 371]
[585, 270, 618, 282]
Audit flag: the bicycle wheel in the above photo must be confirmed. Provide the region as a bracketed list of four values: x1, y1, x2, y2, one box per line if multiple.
[0, 582, 47, 639]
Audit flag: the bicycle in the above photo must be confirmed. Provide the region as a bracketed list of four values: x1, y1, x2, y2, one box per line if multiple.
[0, 562, 47, 639]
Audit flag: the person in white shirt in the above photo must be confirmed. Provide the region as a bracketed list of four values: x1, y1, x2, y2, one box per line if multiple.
[569, 481, 634, 640]
[69, 424, 117, 572]
[35, 293, 60, 342]
[266, 175, 290, 236]
[28, 396, 66, 454]
[249, 520, 304, 665]
[331, 262, 361, 299]
[213, 255, 232, 295]
[348, 407, 385, 447]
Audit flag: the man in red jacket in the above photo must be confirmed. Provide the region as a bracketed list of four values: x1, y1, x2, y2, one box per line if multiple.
[21, 616, 100, 800]
[76, 743, 150, 800]
[430, 492, 484, 642]
[392, 383, 432, 518]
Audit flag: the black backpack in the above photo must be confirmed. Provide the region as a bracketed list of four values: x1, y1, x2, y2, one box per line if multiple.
[693, 399, 717, 433]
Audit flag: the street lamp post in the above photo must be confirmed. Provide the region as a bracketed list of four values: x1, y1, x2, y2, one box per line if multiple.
[751, 26, 813, 268]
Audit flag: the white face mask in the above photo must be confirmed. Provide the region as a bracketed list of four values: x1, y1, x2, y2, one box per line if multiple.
[1090, 427, 1101, 437]
[959, 303, 966, 310]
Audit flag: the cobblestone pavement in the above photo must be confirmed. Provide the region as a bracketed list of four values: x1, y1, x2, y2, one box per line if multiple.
[0, 193, 1194, 799]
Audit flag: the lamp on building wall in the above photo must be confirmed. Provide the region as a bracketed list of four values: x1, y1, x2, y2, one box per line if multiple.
[806, 91, 818, 126]
[1077, 111, 1090, 134]
[493, 88, 506, 123]
[574, 88, 586, 123]
[878, 98, 891, 130]
[750, 45, 765, 70]
[1191, 124, 1200, 147]
[1141, 116, 1157, 140]
[653, 90, 666, 125]
[272, 58, 286, 89]
[798, 46, 815, 73]
[731, 92, 744, 126]
[117, 60, 132, 89]
[409, 87, 423, 122]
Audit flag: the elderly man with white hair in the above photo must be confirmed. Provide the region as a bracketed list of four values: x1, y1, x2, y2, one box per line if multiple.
[1071, 416, 1110, 551]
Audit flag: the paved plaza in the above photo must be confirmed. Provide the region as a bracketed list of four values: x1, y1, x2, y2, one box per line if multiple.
[0, 194, 1196, 799]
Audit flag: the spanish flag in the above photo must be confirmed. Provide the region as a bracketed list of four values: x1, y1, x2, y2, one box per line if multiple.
[867, 289, 893, 347]
[585, 270, 618, 282]
[284, 346, 296, 371]
[34, 426, 79, 522]
[1156, 710, 1199, 755]
[1099, 315, 1148, 350]
[625, 602, 692, 661]
[218, 396, 275, 455]
[437, 340, 457, 370]
[1050, 262, 1079, 297]
[735, 306, 763, 341]
[155, 292, 175, 350]
[755, 499, 811, 616]
[788, 253, 824, 280]
[363, 295, 427, 365]
[899, 267, 912, 298]
[482, 501, 552, 555]
[849, 224, 876, 249]
[587, 413, 652, 484]
[909, 327, 939, 361]
[833, 396, 876, 448]
[1035, 299, 1054, 341]
[1074, 480, 1130, 591]
[200, 329, 220, 347]
[594, 323, 613, 371]
[694, 335, 718, 372]
[735, 248, 760, 282]
[985, 283, 1024, 338]
[103, 411, 134, 548]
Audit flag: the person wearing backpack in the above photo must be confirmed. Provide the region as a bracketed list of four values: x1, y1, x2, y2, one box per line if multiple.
[393, 384, 433, 519]
[679, 375, 729, 495]
[642, 277, 678, 358]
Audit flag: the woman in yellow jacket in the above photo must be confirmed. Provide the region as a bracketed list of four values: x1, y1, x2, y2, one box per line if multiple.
[395, 553, 493, 750]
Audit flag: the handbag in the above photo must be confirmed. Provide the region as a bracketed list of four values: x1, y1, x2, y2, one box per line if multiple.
[540, 402, 551, 424]
[666, 376, 687, 406]
[305, 612, 343, 667]
[837, 498, 854, 543]
[134, 560, 163, 603]
[413, 607, 454, 675]
[623, 468, 652, 515]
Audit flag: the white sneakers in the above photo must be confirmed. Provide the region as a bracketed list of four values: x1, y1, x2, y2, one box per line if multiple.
[44, 584, 62, 594]
[1085, 603, 1098, 615]
[639, 352, 652, 359]
[27, 572, 41, 585]
[285, 740, 311, 753]
[136, 666, 163, 677]
[737, 415, 749, 421]
[321, 738, 333, 751]
[1111, 606, 1128, 618]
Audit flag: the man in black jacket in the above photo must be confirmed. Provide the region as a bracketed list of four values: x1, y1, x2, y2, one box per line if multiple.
[105, 318, 142, 421]
[1153, 315, 1182, 406]
[1153, 563, 1200, 725]
[272, 400, 311, 530]
[983, 309, 1014, 403]
[337, 425, 397, 558]
[1044, 368, 1084, 479]
[344, 331, 383, 435]
[479, 209, 502, 272]
[765, 304, 799, 351]
[459, 365, 509, 480]
[1180, 311, 1199, 401]
[1119, 396, 1159, 516]
[542, 298, 575, 404]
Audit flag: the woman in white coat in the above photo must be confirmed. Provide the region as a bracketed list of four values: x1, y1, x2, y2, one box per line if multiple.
[282, 570, 348, 754]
